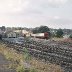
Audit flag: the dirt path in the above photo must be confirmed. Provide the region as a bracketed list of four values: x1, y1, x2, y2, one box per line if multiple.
[0, 53, 16, 72]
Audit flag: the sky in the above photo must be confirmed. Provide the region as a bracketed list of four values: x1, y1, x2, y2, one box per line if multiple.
[0, 0, 72, 29]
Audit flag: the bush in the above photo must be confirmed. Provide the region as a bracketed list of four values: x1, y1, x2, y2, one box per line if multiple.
[69, 34, 72, 39]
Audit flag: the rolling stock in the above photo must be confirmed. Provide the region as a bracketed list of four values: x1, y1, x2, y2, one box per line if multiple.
[31, 32, 49, 39]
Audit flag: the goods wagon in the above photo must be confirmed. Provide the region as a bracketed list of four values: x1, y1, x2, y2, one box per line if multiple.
[31, 32, 49, 39]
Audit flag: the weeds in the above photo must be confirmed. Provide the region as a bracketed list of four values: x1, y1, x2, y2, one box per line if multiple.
[16, 65, 25, 72]
[23, 48, 31, 62]
[16, 65, 37, 72]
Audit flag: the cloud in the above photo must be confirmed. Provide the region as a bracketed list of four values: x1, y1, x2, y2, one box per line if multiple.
[47, 0, 68, 7]
[53, 16, 60, 19]
[0, 0, 71, 29]
[0, 0, 29, 13]
[0, 0, 69, 13]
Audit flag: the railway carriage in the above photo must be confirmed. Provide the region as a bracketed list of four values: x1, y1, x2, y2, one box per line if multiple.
[31, 32, 49, 39]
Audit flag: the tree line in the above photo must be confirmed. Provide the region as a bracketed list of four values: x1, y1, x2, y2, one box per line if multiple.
[32, 25, 72, 38]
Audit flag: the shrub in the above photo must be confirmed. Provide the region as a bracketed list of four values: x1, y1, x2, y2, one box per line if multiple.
[69, 34, 72, 39]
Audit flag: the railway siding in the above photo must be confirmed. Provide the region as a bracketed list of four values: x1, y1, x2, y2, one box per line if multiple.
[1, 38, 72, 71]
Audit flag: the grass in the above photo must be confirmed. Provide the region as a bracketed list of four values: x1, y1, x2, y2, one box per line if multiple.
[16, 65, 37, 72]
[52, 37, 64, 41]
[0, 43, 64, 72]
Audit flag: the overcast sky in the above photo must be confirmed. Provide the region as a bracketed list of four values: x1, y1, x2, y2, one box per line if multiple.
[0, 0, 72, 29]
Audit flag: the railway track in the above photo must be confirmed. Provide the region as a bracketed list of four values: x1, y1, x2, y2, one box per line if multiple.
[1, 38, 72, 72]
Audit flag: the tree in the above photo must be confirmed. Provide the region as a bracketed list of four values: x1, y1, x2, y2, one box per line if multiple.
[32, 26, 50, 37]
[1, 26, 6, 31]
[38, 26, 50, 33]
[56, 29, 63, 38]
[32, 27, 39, 34]
[32, 29, 38, 34]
